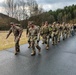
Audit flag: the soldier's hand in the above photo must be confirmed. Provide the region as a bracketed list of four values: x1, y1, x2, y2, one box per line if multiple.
[6, 37, 8, 39]
[18, 36, 20, 40]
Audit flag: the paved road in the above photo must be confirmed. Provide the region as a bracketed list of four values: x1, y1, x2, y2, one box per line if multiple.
[0, 36, 76, 75]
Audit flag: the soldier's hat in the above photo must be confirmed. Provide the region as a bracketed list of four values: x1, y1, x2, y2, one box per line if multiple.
[16, 23, 21, 27]
[10, 22, 14, 25]
[62, 22, 65, 25]
[53, 22, 56, 25]
[29, 21, 34, 25]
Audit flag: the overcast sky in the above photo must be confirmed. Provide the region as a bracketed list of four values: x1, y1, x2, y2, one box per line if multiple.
[0, 0, 76, 14]
[36, 0, 76, 11]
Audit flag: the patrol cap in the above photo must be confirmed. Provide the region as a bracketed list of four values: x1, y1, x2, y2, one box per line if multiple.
[15, 23, 20, 26]
[10, 22, 14, 25]
[29, 21, 34, 25]
[53, 22, 56, 25]
[62, 22, 65, 25]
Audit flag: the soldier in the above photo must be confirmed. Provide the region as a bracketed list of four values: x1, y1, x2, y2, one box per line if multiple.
[41, 21, 50, 50]
[28, 21, 41, 56]
[68, 23, 72, 37]
[58, 23, 62, 42]
[6, 22, 23, 55]
[62, 22, 66, 40]
[51, 22, 58, 45]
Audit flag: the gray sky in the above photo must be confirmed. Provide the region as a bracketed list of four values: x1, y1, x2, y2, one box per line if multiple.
[0, 0, 76, 14]
[36, 0, 76, 11]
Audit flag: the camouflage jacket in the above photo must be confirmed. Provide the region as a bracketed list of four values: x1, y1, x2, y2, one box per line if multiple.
[6, 25, 23, 39]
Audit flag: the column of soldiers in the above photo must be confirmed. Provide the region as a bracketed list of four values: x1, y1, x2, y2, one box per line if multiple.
[6, 21, 76, 56]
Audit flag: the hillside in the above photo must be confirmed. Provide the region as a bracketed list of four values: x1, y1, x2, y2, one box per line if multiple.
[1, 4, 76, 30]
[0, 13, 19, 30]
[22, 4, 76, 26]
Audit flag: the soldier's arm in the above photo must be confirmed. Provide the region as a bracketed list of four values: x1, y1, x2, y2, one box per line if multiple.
[6, 28, 12, 39]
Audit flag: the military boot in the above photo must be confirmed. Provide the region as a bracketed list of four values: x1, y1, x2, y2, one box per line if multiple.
[52, 41, 54, 45]
[17, 48, 20, 53]
[28, 45, 31, 48]
[36, 45, 41, 54]
[15, 51, 18, 55]
[46, 45, 49, 50]
[31, 50, 36, 56]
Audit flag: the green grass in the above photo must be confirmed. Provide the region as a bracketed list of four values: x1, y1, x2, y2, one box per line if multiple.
[0, 30, 28, 50]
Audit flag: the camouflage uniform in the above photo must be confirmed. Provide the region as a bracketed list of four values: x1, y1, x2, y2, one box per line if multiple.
[67, 24, 71, 37]
[40, 21, 50, 50]
[6, 23, 23, 55]
[28, 23, 41, 56]
[58, 24, 62, 42]
[56, 24, 60, 43]
[62, 23, 67, 40]
[51, 22, 58, 45]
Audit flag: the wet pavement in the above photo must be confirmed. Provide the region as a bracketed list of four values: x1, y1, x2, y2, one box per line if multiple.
[0, 36, 76, 75]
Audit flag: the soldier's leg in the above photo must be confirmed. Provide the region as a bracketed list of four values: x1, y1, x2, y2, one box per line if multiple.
[58, 33, 60, 42]
[52, 32, 54, 45]
[66, 31, 68, 38]
[56, 35, 58, 44]
[15, 39, 19, 55]
[31, 40, 36, 56]
[68, 30, 71, 37]
[63, 31, 65, 40]
[36, 40, 41, 54]
[53, 33, 57, 45]
[28, 37, 31, 48]
[41, 35, 44, 44]
[42, 35, 46, 44]
[17, 42, 20, 52]
[52, 36, 54, 45]
[46, 35, 49, 50]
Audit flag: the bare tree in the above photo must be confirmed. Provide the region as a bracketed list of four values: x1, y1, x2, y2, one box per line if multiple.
[27, 0, 39, 16]
[4, 0, 43, 20]
[5, 0, 11, 17]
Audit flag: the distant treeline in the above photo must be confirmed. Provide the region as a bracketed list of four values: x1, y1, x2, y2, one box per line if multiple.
[1, 4, 76, 30]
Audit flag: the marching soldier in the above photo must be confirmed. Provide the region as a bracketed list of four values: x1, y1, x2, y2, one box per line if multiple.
[28, 21, 41, 56]
[6, 22, 23, 55]
[58, 23, 62, 42]
[67, 23, 71, 37]
[40, 21, 49, 50]
[52, 22, 58, 45]
[62, 22, 66, 40]
[40, 21, 50, 50]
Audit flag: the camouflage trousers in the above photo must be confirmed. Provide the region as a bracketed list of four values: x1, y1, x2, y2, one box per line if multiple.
[57, 31, 61, 42]
[51, 32, 58, 45]
[30, 35, 41, 52]
[14, 36, 20, 52]
[42, 34, 49, 47]
[28, 36, 31, 46]
[62, 30, 67, 40]
[66, 30, 71, 38]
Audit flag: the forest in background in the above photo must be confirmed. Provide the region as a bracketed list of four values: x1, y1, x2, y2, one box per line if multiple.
[0, 4, 76, 30]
